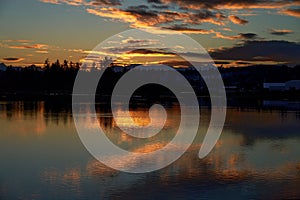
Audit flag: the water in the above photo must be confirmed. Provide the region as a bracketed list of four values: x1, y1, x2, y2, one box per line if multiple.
[0, 101, 300, 199]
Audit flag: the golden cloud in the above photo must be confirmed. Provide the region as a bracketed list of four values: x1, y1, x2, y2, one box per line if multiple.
[280, 8, 300, 18]
[9, 44, 48, 50]
[228, 15, 248, 25]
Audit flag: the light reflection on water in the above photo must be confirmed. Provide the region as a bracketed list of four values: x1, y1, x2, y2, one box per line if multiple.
[0, 101, 300, 199]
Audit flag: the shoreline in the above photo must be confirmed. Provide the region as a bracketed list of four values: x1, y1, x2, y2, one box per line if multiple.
[1, 92, 300, 111]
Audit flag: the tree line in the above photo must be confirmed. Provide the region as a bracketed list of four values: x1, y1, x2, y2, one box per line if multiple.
[0, 59, 299, 99]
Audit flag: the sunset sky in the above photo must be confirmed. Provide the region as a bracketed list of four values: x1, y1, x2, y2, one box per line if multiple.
[0, 0, 300, 67]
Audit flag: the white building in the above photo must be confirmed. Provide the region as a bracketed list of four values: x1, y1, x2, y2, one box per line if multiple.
[263, 83, 285, 91]
[264, 80, 300, 91]
[285, 80, 300, 90]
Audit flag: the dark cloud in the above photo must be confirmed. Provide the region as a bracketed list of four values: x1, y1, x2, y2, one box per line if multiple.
[186, 10, 225, 25]
[127, 5, 149, 10]
[40, 0, 122, 6]
[2, 57, 24, 62]
[214, 32, 258, 40]
[3, 57, 20, 61]
[41, 0, 300, 37]
[152, 4, 169, 9]
[238, 33, 258, 39]
[128, 49, 175, 55]
[124, 8, 158, 18]
[188, 10, 214, 20]
[147, 0, 163, 4]
[210, 40, 300, 64]
[163, 24, 214, 34]
[87, 0, 122, 6]
[160, 0, 300, 10]
[87, 5, 228, 29]
[270, 29, 294, 36]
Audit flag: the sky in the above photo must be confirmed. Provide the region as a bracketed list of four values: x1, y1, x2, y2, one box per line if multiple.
[0, 0, 300, 67]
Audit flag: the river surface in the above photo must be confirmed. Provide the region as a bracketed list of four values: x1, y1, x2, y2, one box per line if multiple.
[0, 101, 299, 199]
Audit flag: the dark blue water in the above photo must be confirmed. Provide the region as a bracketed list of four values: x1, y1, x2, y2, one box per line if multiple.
[0, 101, 299, 199]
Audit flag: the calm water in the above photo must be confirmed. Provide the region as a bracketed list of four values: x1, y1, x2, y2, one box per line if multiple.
[0, 101, 300, 200]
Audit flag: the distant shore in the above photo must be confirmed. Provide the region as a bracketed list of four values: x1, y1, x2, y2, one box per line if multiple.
[1, 63, 299, 108]
[1, 90, 300, 110]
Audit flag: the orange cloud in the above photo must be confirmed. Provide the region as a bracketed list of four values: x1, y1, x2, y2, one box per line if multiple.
[87, 7, 174, 28]
[1, 57, 25, 62]
[35, 50, 49, 54]
[270, 29, 294, 35]
[3, 39, 32, 43]
[40, 0, 121, 6]
[280, 8, 300, 18]
[9, 44, 48, 50]
[86, 7, 228, 30]
[42, 0, 300, 35]
[39, 0, 60, 4]
[228, 15, 248, 25]
[39, 0, 84, 6]
[223, 27, 232, 32]
[86, 7, 137, 23]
